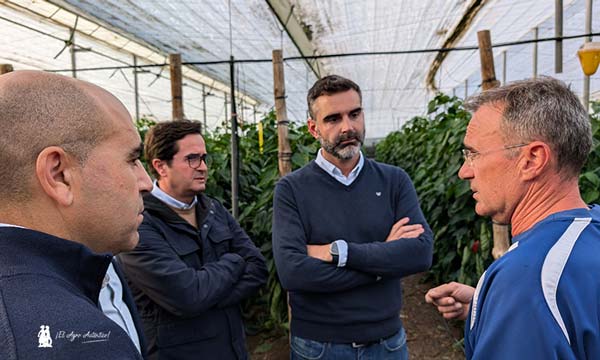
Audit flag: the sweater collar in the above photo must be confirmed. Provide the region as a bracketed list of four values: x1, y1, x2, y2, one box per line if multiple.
[0, 227, 112, 305]
[315, 149, 364, 186]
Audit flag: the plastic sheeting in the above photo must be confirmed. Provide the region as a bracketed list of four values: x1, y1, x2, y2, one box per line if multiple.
[0, 0, 598, 139]
[291, 0, 599, 139]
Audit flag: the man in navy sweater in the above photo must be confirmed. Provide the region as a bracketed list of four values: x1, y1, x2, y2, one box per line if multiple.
[0, 70, 153, 359]
[272, 75, 433, 359]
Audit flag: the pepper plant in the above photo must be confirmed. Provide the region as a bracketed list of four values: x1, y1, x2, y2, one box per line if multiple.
[203, 112, 318, 332]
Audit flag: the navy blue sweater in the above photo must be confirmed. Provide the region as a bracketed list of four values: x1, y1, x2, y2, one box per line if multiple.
[0, 227, 142, 359]
[272, 159, 433, 343]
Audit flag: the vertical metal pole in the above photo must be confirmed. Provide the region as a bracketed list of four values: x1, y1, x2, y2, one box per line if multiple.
[70, 30, 77, 78]
[464, 79, 468, 99]
[224, 94, 228, 124]
[502, 51, 507, 85]
[582, 0, 593, 111]
[555, 0, 563, 73]
[202, 84, 207, 132]
[133, 55, 140, 121]
[253, 104, 257, 124]
[533, 27, 538, 79]
[229, 56, 239, 219]
[240, 97, 245, 127]
[585, 0, 593, 40]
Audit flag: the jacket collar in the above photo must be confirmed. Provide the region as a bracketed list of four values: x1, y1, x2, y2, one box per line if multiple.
[0, 227, 112, 304]
[143, 192, 211, 231]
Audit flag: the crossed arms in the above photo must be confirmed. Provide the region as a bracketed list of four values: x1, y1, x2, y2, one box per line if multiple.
[272, 176, 433, 293]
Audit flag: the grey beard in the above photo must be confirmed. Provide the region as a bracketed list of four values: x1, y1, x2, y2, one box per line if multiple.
[319, 137, 362, 160]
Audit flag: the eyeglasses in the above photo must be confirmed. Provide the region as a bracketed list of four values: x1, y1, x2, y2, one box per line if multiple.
[184, 153, 211, 169]
[461, 143, 529, 166]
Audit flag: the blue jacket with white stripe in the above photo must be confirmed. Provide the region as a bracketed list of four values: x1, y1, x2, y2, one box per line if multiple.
[465, 206, 600, 359]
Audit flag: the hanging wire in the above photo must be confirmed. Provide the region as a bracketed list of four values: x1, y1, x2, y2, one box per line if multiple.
[54, 15, 79, 59]
[42, 31, 600, 73]
[280, 4, 295, 51]
[0, 14, 211, 94]
[265, 1, 285, 51]
[148, 61, 166, 87]
[228, 0, 233, 57]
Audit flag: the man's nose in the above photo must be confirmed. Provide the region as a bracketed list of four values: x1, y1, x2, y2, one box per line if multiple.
[138, 163, 153, 192]
[198, 159, 208, 171]
[458, 161, 473, 180]
[340, 115, 354, 133]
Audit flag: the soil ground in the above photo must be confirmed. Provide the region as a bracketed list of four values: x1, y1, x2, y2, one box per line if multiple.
[247, 273, 465, 359]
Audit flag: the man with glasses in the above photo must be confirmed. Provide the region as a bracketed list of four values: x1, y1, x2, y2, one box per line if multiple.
[426, 77, 600, 359]
[119, 120, 267, 359]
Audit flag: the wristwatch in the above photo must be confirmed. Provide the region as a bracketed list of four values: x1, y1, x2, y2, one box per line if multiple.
[330, 242, 340, 265]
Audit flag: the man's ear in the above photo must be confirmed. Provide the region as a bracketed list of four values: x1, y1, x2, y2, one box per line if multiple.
[307, 118, 319, 140]
[152, 158, 168, 178]
[35, 146, 77, 207]
[519, 141, 551, 181]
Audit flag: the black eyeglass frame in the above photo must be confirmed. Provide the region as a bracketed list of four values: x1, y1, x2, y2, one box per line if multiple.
[184, 153, 211, 169]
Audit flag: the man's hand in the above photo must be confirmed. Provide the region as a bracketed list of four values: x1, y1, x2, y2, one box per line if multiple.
[425, 282, 474, 320]
[385, 217, 424, 241]
[307, 244, 333, 262]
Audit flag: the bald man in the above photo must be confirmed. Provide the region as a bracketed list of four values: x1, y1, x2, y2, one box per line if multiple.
[0, 71, 152, 359]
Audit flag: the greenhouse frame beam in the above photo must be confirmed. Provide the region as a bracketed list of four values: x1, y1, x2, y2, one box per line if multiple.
[426, 0, 487, 91]
[266, 0, 322, 78]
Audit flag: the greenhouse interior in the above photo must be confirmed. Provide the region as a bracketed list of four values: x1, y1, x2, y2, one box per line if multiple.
[0, 0, 597, 139]
[1, 0, 599, 359]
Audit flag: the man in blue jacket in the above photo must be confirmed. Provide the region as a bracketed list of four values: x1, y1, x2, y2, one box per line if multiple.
[0, 70, 153, 359]
[272, 75, 433, 359]
[119, 120, 268, 359]
[426, 77, 600, 359]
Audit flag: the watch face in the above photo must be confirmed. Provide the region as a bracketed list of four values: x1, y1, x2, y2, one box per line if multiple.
[330, 242, 339, 256]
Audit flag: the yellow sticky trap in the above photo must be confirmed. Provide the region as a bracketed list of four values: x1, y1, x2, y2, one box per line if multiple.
[577, 42, 600, 76]
[258, 121, 264, 154]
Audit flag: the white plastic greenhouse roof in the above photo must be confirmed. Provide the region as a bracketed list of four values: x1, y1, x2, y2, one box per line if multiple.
[0, 0, 598, 140]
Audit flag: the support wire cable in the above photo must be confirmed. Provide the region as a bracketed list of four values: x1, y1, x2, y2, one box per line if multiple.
[43, 31, 600, 73]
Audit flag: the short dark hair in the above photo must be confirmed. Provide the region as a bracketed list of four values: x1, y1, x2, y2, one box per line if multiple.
[144, 120, 203, 178]
[465, 76, 591, 179]
[307, 75, 362, 118]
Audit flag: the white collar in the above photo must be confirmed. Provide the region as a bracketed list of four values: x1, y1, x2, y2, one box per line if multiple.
[151, 180, 198, 210]
[315, 149, 364, 185]
[0, 223, 25, 229]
